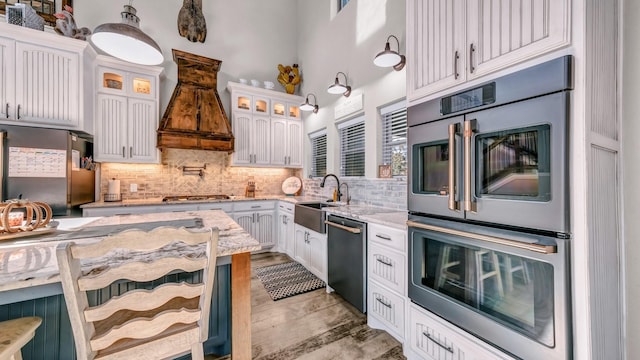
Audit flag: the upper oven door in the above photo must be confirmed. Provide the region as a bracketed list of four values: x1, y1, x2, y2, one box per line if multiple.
[465, 91, 569, 233]
[408, 114, 465, 220]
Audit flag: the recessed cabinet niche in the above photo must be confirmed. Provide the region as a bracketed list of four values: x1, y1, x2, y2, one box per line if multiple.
[227, 82, 304, 168]
[94, 56, 162, 163]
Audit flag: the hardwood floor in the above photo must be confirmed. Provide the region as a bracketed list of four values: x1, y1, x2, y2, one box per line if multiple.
[208, 252, 406, 360]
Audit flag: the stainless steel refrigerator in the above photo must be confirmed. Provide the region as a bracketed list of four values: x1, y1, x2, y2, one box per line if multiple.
[0, 125, 95, 217]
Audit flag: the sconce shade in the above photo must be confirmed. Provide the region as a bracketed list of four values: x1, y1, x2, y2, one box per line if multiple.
[300, 93, 319, 113]
[327, 72, 351, 97]
[373, 35, 405, 71]
[91, 4, 163, 66]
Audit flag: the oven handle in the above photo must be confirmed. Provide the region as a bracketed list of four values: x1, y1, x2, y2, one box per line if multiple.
[406, 220, 557, 254]
[448, 123, 459, 211]
[463, 119, 477, 212]
[325, 220, 362, 234]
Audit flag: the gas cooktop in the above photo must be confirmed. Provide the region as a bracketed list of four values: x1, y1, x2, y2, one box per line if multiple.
[161, 194, 230, 202]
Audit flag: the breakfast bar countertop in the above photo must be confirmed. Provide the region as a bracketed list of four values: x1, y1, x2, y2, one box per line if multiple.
[0, 209, 261, 292]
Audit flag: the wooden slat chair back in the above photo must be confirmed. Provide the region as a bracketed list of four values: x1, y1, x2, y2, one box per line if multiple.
[56, 226, 218, 360]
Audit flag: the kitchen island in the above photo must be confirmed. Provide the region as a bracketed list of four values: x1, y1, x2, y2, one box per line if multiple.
[0, 210, 260, 360]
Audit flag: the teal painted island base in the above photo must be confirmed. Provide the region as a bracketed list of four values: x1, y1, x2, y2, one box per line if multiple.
[0, 261, 231, 360]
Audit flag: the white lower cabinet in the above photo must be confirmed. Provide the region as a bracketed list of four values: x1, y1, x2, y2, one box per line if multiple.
[294, 224, 327, 282]
[276, 201, 295, 256]
[367, 223, 407, 344]
[407, 303, 515, 360]
[233, 201, 275, 250]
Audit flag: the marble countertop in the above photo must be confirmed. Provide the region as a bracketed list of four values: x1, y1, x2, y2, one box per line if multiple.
[81, 195, 408, 229]
[0, 210, 260, 292]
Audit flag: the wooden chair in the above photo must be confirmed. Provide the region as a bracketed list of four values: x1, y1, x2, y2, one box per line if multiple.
[0, 316, 42, 360]
[56, 226, 218, 360]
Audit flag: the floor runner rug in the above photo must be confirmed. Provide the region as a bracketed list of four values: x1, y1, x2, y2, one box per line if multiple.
[255, 261, 326, 301]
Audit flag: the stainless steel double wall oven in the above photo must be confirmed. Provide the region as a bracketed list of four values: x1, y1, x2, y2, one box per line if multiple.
[407, 56, 573, 360]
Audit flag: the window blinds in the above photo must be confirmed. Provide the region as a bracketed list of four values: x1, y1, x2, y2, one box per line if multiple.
[338, 117, 365, 177]
[310, 130, 327, 178]
[381, 101, 407, 176]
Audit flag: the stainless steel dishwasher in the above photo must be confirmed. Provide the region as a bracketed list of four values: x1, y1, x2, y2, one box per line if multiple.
[326, 214, 367, 313]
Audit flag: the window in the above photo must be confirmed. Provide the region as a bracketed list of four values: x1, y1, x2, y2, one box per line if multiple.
[338, 116, 365, 177]
[338, 0, 350, 11]
[1, 0, 60, 26]
[381, 101, 407, 176]
[310, 130, 327, 178]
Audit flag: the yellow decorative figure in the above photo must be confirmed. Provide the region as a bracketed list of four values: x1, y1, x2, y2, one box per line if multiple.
[277, 64, 302, 94]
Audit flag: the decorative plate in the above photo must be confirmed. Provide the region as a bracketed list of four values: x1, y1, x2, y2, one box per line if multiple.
[282, 176, 302, 196]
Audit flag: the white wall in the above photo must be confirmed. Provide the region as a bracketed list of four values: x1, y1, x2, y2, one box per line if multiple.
[296, 0, 406, 178]
[74, 0, 298, 118]
[622, 0, 640, 357]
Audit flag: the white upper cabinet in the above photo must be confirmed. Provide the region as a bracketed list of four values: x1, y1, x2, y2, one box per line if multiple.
[407, 0, 570, 105]
[227, 82, 303, 168]
[93, 56, 162, 164]
[0, 23, 95, 133]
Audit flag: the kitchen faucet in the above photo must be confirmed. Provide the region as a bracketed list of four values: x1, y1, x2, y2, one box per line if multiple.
[340, 182, 351, 205]
[320, 174, 341, 201]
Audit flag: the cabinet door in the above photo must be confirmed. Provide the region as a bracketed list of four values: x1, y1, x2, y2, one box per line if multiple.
[233, 211, 256, 238]
[294, 225, 308, 266]
[467, 0, 570, 79]
[95, 94, 127, 162]
[232, 113, 253, 165]
[14, 42, 79, 127]
[253, 116, 271, 165]
[307, 229, 327, 282]
[255, 211, 275, 248]
[0, 37, 14, 121]
[407, 0, 466, 101]
[128, 98, 159, 163]
[286, 120, 303, 167]
[271, 118, 287, 166]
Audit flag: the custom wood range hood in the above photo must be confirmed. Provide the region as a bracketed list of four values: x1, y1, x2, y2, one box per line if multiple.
[157, 49, 234, 152]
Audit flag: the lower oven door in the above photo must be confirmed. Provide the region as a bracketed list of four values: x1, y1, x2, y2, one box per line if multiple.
[407, 217, 571, 360]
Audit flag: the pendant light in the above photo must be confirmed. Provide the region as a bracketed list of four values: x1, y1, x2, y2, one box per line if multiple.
[91, 2, 163, 66]
[327, 72, 351, 97]
[300, 93, 319, 113]
[373, 35, 406, 71]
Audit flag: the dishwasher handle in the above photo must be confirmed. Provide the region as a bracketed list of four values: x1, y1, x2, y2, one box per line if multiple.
[325, 220, 362, 234]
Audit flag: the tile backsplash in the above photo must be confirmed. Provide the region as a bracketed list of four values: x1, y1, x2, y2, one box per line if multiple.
[302, 177, 407, 210]
[99, 149, 301, 200]
[99, 149, 407, 210]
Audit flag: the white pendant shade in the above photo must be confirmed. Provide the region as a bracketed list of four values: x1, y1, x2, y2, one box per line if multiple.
[300, 93, 319, 113]
[300, 103, 315, 111]
[327, 83, 348, 94]
[373, 35, 406, 71]
[91, 4, 163, 66]
[373, 51, 401, 67]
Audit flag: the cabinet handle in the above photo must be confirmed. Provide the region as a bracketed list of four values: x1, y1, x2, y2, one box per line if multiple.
[469, 43, 476, 74]
[130, 146, 133, 158]
[422, 332, 454, 354]
[375, 234, 392, 241]
[375, 297, 392, 308]
[376, 258, 393, 267]
[453, 50, 459, 79]
[16, 104, 20, 119]
[251, 205, 261, 209]
[122, 146, 126, 158]
[4, 103, 8, 118]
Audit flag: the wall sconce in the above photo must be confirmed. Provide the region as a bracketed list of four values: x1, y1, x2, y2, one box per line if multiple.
[327, 72, 352, 97]
[91, 2, 164, 65]
[373, 35, 406, 71]
[300, 93, 319, 113]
